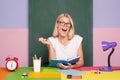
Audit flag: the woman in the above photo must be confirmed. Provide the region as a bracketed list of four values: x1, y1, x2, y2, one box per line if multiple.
[38, 13, 84, 69]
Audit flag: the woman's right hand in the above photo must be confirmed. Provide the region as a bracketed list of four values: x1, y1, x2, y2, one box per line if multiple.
[38, 37, 51, 46]
[38, 37, 55, 60]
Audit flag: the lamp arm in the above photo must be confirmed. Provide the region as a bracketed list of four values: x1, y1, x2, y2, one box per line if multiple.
[108, 48, 114, 67]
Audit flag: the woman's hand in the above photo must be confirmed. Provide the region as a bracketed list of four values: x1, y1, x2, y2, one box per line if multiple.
[57, 63, 72, 69]
[38, 37, 55, 60]
[38, 37, 51, 46]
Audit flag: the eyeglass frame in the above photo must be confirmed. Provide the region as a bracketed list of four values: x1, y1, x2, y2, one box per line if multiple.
[57, 21, 71, 27]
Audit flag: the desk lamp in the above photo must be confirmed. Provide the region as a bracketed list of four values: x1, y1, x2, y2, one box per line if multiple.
[99, 41, 117, 72]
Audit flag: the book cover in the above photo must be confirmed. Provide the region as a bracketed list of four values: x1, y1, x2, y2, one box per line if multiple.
[48, 56, 80, 67]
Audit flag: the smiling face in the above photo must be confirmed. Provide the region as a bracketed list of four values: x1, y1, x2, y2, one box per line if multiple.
[52, 13, 75, 40]
[57, 17, 71, 38]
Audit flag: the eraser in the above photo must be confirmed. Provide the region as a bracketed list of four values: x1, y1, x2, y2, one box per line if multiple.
[67, 75, 72, 79]
[72, 75, 82, 79]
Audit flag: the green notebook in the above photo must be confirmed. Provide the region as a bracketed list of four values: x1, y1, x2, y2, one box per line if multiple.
[48, 56, 80, 67]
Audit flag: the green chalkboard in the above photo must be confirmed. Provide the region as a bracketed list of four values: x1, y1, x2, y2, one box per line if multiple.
[29, 0, 93, 66]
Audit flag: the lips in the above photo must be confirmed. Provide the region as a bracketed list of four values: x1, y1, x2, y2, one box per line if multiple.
[62, 28, 67, 32]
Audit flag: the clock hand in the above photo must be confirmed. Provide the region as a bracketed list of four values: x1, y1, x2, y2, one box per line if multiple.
[11, 62, 13, 68]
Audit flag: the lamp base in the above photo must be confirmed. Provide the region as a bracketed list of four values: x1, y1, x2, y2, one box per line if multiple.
[99, 66, 112, 72]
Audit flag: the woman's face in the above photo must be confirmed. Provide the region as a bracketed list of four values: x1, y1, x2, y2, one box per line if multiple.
[57, 17, 71, 38]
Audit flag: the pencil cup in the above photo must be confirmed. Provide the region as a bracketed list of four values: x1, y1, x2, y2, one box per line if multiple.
[33, 58, 41, 72]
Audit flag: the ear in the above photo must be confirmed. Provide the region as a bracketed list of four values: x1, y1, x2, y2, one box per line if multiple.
[5, 57, 11, 61]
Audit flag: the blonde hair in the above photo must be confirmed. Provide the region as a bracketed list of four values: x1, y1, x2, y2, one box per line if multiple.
[52, 13, 75, 40]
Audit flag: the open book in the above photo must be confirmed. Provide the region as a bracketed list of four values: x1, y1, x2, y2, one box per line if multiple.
[48, 56, 80, 67]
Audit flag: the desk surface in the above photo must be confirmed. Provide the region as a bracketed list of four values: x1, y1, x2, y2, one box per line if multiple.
[0, 66, 120, 80]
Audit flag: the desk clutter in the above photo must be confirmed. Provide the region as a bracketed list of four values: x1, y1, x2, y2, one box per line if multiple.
[2, 67, 120, 80]
[20, 67, 85, 80]
[21, 68, 103, 79]
[21, 68, 84, 79]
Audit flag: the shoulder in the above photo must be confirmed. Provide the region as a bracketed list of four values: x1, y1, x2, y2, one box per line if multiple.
[48, 36, 55, 40]
[73, 34, 83, 41]
[48, 36, 57, 42]
[71, 34, 83, 49]
[48, 37, 58, 48]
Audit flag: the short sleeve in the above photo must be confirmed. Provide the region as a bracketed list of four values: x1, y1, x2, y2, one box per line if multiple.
[77, 35, 83, 44]
[73, 35, 83, 49]
[48, 37, 56, 48]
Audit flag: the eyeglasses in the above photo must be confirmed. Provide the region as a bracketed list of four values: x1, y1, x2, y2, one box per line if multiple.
[57, 21, 71, 27]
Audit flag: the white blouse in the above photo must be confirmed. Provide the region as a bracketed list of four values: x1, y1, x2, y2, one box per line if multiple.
[48, 35, 83, 60]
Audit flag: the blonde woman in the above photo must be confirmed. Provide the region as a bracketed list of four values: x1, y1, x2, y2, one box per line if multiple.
[39, 13, 84, 69]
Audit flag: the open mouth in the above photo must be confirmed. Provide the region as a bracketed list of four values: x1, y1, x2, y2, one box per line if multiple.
[62, 28, 67, 32]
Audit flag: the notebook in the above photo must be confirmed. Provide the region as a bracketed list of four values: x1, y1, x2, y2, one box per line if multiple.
[48, 56, 80, 67]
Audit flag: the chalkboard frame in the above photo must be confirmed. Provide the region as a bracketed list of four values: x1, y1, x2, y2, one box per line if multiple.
[29, 0, 93, 66]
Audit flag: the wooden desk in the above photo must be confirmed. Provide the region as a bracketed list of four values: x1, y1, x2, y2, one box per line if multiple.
[1, 66, 120, 80]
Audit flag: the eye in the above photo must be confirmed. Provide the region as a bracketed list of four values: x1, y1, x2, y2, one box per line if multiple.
[58, 21, 71, 27]
[60, 22, 65, 25]
[66, 23, 71, 26]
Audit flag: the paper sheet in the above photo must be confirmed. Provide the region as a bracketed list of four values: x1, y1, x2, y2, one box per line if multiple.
[57, 69, 85, 76]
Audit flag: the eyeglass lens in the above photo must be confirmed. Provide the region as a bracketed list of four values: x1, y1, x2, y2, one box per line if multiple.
[58, 21, 71, 27]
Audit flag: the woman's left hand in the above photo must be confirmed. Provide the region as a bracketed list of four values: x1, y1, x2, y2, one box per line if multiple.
[57, 63, 71, 69]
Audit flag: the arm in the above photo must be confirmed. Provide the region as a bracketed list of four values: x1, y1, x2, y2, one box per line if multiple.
[57, 43, 84, 69]
[47, 42, 56, 61]
[38, 37, 56, 61]
[70, 43, 84, 68]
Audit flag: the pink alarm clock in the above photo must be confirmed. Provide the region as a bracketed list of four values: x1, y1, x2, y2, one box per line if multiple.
[5, 57, 18, 71]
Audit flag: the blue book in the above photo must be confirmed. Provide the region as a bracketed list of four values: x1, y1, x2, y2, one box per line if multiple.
[48, 56, 80, 67]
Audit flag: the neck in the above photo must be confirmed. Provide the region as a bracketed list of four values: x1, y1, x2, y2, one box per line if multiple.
[58, 36, 68, 40]
[58, 36, 69, 46]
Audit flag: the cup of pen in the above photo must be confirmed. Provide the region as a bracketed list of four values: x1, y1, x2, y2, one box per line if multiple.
[33, 54, 41, 72]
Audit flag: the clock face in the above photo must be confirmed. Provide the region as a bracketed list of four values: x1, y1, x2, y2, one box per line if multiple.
[6, 60, 17, 71]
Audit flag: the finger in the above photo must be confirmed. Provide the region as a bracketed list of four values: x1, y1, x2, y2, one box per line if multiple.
[43, 39, 47, 42]
[39, 37, 43, 41]
[57, 63, 68, 69]
[40, 38, 47, 42]
[67, 63, 72, 66]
